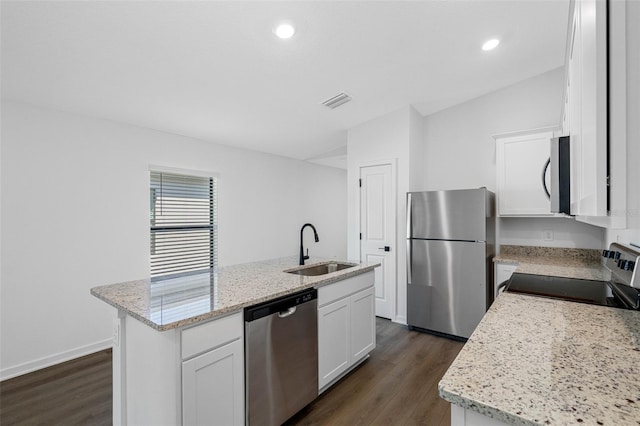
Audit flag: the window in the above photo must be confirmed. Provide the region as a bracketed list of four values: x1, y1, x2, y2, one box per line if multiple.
[150, 171, 217, 280]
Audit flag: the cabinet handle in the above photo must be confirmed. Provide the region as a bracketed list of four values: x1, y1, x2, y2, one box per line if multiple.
[542, 157, 551, 200]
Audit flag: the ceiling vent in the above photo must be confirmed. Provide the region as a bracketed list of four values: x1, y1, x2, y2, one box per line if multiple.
[322, 92, 352, 109]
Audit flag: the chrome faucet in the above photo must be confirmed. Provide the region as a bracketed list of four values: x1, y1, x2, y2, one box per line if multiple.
[299, 223, 319, 265]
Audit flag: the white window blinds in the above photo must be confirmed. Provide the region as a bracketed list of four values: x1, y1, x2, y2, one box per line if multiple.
[150, 171, 217, 280]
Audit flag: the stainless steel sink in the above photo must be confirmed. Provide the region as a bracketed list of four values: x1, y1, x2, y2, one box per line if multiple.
[286, 262, 356, 276]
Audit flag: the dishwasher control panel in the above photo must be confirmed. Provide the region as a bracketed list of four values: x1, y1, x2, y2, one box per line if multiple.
[244, 288, 318, 322]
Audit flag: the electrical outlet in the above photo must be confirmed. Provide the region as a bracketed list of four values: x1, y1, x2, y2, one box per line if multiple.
[112, 319, 120, 347]
[543, 230, 554, 241]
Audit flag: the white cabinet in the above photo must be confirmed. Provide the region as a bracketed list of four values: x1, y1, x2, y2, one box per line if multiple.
[350, 287, 375, 360]
[181, 312, 244, 426]
[318, 297, 350, 387]
[182, 339, 244, 426]
[318, 271, 375, 392]
[451, 404, 509, 426]
[494, 263, 517, 299]
[561, 0, 629, 228]
[495, 129, 559, 216]
[116, 311, 244, 426]
[565, 0, 608, 218]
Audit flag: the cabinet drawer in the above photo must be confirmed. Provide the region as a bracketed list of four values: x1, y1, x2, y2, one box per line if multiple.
[317, 271, 374, 307]
[181, 311, 243, 360]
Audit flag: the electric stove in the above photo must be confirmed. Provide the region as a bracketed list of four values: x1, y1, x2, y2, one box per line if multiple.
[504, 243, 640, 310]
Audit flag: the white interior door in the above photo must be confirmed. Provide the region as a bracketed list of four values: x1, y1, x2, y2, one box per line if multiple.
[360, 164, 395, 320]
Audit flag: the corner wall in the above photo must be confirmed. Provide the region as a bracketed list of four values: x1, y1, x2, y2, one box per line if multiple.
[0, 101, 347, 379]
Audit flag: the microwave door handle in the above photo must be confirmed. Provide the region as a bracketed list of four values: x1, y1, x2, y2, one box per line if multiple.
[542, 157, 551, 200]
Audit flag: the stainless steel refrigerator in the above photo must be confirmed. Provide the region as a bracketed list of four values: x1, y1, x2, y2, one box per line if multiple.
[406, 188, 495, 339]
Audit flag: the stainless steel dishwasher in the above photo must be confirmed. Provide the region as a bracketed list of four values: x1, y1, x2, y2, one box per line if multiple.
[245, 288, 318, 426]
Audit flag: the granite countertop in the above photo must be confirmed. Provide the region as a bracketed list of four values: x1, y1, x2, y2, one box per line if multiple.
[91, 256, 377, 331]
[494, 245, 610, 281]
[439, 292, 640, 425]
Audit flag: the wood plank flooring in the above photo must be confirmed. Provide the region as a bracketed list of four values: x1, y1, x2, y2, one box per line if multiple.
[0, 349, 112, 425]
[0, 319, 463, 425]
[286, 319, 464, 426]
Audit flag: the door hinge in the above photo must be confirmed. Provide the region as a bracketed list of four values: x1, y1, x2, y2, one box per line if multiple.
[359, 178, 362, 188]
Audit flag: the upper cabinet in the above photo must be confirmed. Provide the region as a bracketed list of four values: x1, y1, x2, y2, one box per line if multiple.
[561, 0, 627, 228]
[564, 0, 608, 217]
[495, 128, 561, 217]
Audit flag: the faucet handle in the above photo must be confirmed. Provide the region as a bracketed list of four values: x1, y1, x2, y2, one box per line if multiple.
[304, 248, 310, 260]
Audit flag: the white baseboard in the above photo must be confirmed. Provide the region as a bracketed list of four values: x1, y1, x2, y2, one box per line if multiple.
[1, 339, 113, 381]
[393, 315, 407, 325]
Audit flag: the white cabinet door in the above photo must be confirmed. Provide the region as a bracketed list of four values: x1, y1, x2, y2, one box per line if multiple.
[494, 264, 517, 299]
[318, 297, 351, 390]
[350, 287, 376, 362]
[182, 339, 244, 426]
[572, 0, 608, 217]
[566, 0, 608, 219]
[495, 129, 557, 216]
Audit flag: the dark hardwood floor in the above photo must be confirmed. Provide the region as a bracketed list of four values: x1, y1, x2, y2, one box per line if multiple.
[286, 319, 464, 426]
[0, 349, 112, 425]
[0, 319, 463, 425]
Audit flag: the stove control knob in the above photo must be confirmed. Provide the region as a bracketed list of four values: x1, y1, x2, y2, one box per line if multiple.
[623, 260, 636, 271]
[614, 251, 621, 260]
[608, 251, 616, 259]
[603, 250, 610, 257]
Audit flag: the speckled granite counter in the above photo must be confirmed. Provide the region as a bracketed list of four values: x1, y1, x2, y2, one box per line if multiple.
[91, 256, 377, 331]
[494, 245, 609, 281]
[439, 292, 640, 425]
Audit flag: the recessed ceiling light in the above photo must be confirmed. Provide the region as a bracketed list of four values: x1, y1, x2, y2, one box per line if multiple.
[275, 23, 295, 39]
[482, 39, 500, 51]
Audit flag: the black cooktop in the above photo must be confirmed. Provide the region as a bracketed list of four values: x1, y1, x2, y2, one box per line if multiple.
[505, 273, 640, 309]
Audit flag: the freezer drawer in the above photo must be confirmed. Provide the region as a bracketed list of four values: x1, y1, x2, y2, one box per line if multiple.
[407, 239, 487, 339]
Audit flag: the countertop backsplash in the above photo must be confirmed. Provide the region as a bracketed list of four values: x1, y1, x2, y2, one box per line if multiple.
[498, 244, 602, 263]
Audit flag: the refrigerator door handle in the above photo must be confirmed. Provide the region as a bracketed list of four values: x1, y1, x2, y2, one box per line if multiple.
[406, 240, 412, 284]
[406, 193, 412, 239]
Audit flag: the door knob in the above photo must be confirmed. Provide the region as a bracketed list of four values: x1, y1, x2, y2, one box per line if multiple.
[378, 246, 391, 252]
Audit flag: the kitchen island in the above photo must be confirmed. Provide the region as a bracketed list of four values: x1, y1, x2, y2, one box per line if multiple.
[439, 292, 640, 425]
[91, 256, 379, 426]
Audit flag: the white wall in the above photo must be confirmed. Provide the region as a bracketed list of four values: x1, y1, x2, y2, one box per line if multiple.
[0, 100, 347, 379]
[606, 0, 640, 248]
[421, 67, 564, 192]
[421, 67, 604, 249]
[500, 217, 604, 248]
[297, 162, 348, 259]
[409, 106, 424, 192]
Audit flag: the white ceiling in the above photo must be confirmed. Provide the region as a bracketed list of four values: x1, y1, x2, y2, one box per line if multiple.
[1, 1, 569, 163]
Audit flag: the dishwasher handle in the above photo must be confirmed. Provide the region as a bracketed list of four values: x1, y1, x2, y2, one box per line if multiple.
[278, 306, 297, 318]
